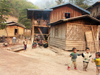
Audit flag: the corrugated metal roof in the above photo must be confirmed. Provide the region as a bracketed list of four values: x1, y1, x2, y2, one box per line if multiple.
[87, 1, 100, 10]
[49, 15, 100, 25]
[27, 9, 53, 11]
[27, 9, 53, 19]
[50, 3, 90, 14]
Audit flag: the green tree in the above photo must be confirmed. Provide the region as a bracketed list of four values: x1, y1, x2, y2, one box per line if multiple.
[55, 0, 65, 5]
[0, 0, 10, 27]
[18, 6, 38, 29]
[18, 9, 31, 29]
[0, 0, 10, 36]
[69, 0, 92, 9]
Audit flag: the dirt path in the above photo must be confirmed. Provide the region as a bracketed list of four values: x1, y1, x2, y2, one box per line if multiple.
[0, 44, 96, 75]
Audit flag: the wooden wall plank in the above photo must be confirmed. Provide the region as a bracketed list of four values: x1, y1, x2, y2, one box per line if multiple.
[50, 5, 83, 23]
[50, 37, 66, 49]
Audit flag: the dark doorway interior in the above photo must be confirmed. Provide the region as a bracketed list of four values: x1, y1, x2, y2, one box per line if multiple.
[15, 29, 18, 35]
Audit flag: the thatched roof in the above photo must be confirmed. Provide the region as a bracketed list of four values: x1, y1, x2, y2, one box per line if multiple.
[7, 22, 26, 28]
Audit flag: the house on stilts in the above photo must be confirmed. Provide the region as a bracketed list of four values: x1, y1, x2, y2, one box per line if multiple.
[27, 9, 53, 41]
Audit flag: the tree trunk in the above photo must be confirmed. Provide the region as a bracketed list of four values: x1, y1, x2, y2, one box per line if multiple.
[5, 26, 8, 37]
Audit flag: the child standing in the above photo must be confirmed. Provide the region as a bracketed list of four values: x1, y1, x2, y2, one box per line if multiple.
[67, 47, 81, 70]
[23, 38, 27, 50]
[82, 47, 92, 71]
[93, 52, 100, 75]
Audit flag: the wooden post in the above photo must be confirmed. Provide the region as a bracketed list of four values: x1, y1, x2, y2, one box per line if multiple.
[32, 26, 34, 42]
[97, 26, 99, 52]
[38, 28, 45, 40]
[31, 11, 34, 43]
[48, 28, 50, 47]
[31, 19, 33, 42]
[31, 18, 34, 42]
[91, 26, 97, 52]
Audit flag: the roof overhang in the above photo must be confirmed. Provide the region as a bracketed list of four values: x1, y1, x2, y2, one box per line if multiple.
[49, 15, 100, 26]
[7, 22, 26, 28]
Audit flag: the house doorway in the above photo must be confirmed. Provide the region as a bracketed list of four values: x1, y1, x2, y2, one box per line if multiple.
[15, 29, 18, 35]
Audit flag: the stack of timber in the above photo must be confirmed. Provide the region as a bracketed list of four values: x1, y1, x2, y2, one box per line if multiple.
[7, 45, 24, 52]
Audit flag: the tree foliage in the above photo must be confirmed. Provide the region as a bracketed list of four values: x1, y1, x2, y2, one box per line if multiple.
[18, 9, 32, 28]
[7, 0, 38, 29]
[8, 0, 38, 17]
[69, 0, 92, 9]
[0, 0, 10, 29]
[55, 0, 65, 5]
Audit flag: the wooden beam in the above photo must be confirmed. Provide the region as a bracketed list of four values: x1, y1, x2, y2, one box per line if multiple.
[38, 28, 45, 40]
[48, 28, 50, 46]
[34, 25, 50, 27]
[34, 34, 49, 36]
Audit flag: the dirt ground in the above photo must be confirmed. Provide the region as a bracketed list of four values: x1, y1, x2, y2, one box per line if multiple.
[0, 44, 96, 75]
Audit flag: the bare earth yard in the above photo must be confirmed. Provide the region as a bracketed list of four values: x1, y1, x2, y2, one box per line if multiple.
[0, 44, 96, 75]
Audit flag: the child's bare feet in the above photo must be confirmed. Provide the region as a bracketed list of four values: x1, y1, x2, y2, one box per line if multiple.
[85, 69, 87, 71]
[83, 69, 87, 71]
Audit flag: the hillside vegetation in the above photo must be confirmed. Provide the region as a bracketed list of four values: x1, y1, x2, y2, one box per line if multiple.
[9, 0, 38, 28]
[0, 0, 38, 28]
[8, 0, 38, 17]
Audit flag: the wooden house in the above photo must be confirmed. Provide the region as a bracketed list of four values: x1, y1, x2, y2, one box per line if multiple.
[50, 3, 90, 23]
[87, 1, 100, 48]
[49, 15, 100, 51]
[0, 22, 26, 37]
[27, 9, 53, 41]
[49, 3, 100, 51]
[87, 1, 100, 20]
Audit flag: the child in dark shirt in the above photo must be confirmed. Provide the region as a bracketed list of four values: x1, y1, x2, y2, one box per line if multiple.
[43, 41, 48, 48]
[68, 47, 81, 70]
